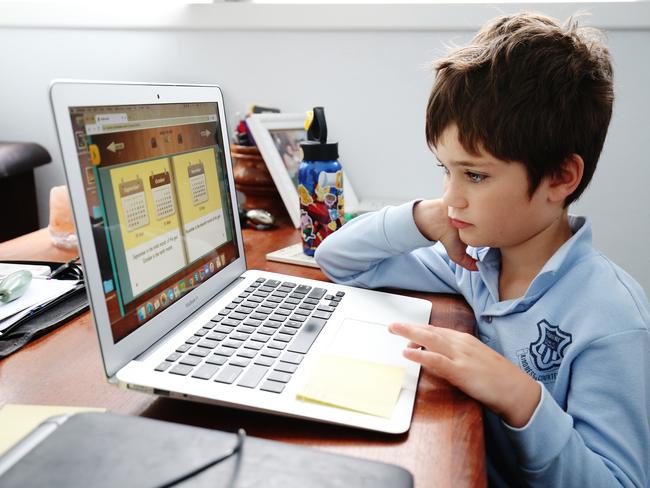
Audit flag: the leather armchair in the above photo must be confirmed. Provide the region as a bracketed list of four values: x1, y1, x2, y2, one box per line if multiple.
[0, 142, 51, 242]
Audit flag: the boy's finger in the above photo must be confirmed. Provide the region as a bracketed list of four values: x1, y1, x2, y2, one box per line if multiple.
[430, 325, 477, 349]
[462, 254, 479, 271]
[389, 322, 453, 357]
[403, 348, 453, 378]
[451, 253, 478, 271]
[389, 322, 427, 337]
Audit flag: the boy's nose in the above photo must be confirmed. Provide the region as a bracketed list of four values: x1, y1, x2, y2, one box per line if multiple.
[442, 181, 468, 209]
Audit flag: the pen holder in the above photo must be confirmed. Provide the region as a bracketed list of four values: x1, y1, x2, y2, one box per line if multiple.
[231, 144, 287, 219]
[48, 185, 78, 251]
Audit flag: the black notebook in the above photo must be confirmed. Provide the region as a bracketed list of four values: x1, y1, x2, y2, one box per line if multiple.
[0, 260, 87, 359]
[0, 413, 413, 488]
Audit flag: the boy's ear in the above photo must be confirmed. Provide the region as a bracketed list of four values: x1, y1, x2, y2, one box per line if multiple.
[547, 154, 584, 203]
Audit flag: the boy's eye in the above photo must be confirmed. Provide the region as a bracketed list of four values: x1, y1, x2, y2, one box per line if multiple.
[466, 171, 487, 183]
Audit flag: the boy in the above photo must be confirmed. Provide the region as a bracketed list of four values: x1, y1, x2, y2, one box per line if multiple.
[315, 12, 649, 488]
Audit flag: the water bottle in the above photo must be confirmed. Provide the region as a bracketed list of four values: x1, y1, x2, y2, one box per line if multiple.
[298, 107, 345, 256]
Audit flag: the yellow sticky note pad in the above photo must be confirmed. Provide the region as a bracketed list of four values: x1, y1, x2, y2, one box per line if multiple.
[296, 354, 405, 418]
[0, 404, 106, 455]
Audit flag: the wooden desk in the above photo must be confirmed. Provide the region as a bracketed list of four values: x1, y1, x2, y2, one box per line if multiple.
[0, 225, 486, 487]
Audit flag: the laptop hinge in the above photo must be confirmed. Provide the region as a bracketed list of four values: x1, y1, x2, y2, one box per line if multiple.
[134, 275, 246, 361]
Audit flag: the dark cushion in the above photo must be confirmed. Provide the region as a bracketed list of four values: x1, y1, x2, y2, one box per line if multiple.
[0, 142, 51, 177]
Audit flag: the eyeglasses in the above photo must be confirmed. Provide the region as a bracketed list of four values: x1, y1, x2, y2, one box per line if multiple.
[49, 256, 83, 280]
[155, 428, 246, 488]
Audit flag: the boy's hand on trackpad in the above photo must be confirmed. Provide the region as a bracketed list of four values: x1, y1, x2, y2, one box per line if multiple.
[388, 322, 541, 428]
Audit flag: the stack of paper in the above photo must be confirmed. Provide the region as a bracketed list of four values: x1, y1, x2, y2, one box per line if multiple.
[0, 278, 80, 334]
[0, 263, 51, 279]
[266, 243, 320, 269]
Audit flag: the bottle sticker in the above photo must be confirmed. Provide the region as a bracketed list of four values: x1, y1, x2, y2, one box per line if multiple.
[299, 169, 345, 255]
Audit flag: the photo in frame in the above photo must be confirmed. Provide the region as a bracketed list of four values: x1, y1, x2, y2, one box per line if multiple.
[246, 113, 361, 228]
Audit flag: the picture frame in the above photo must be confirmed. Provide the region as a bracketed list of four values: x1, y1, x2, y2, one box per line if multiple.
[246, 112, 361, 228]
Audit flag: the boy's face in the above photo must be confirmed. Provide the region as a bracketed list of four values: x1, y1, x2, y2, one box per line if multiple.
[434, 124, 559, 250]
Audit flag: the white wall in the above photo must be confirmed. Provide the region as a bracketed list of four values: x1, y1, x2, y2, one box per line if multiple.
[0, 4, 648, 293]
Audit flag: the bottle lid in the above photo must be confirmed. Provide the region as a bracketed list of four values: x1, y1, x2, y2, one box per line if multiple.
[300, 107, 339, 161]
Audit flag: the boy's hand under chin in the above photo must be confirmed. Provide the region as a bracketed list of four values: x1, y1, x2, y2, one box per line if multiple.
[413, 200, 478, 271]
[389, 322, 541, 428]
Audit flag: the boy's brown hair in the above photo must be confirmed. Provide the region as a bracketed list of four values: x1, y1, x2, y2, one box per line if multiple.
[425, 12, 614, 205]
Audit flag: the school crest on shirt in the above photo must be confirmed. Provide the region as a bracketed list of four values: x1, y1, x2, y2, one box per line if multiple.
[517, 319, 572, 383]
[530, 320, 573, 371]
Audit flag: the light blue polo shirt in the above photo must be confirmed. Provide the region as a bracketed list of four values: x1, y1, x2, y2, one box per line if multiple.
[315, 201, 650, 488]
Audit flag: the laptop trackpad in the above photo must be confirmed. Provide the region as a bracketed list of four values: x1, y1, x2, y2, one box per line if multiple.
[324, 318, 410, 368]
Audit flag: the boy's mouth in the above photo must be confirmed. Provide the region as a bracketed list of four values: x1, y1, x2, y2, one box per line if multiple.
[449, 217, 472, 229]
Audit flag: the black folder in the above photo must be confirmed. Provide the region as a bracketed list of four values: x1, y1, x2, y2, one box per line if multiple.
[0, 260, 87, 359]
[0, 412, 413, 487]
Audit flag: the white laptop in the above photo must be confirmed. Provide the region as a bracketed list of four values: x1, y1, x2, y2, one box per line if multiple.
[49, 81, 431, 434]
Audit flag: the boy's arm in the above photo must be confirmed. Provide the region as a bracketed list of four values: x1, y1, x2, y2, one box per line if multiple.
[501, 329, 650, 487]
[391, 322, 650, 487]
[314, 201, 473, 293]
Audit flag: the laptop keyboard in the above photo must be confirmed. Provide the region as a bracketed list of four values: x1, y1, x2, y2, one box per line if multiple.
[153, 278, 344, 394]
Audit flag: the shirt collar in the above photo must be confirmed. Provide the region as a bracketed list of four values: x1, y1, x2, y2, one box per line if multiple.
[471, 216, 592, 315]
[535, 215, 591, 275]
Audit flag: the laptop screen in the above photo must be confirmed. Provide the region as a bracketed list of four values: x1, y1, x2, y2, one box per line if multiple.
[68, 102, 239, 343]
